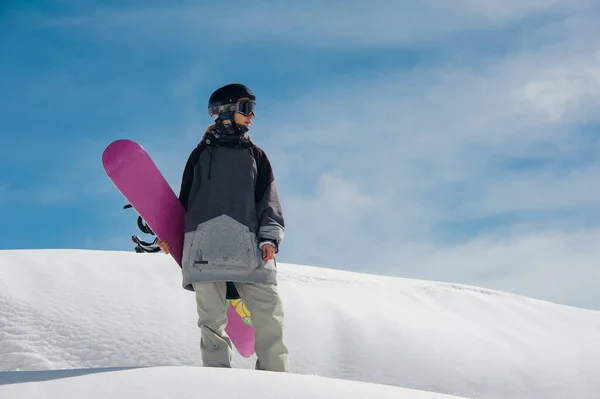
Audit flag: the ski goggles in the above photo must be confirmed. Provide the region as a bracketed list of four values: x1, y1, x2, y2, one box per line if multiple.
[209, 100, 256, 118]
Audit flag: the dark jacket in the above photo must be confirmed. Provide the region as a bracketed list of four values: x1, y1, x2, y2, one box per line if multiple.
[178, 126, 285, 291]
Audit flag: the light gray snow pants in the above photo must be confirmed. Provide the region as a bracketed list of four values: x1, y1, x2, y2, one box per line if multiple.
[191, 281, 289, 372]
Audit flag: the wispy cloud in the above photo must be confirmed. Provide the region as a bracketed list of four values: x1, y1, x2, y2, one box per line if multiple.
[394, 229, 600, 309]
[18, 0, 597, 48]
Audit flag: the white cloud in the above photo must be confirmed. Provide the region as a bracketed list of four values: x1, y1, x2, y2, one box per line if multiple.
[282, 171, 377, 262]
[389, 229, 600, 310]
[517, 59, 600, 123]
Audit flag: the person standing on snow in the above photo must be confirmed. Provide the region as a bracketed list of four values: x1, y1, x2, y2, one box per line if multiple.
[156, 83, 289, 372]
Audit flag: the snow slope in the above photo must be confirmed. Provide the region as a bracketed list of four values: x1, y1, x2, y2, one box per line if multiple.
[0, 249, 599, 398]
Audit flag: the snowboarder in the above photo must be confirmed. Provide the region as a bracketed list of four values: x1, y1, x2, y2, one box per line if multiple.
[156, 83, 289, 372]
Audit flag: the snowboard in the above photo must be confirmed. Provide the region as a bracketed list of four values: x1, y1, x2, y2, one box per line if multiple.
[101, 138, 255, 358]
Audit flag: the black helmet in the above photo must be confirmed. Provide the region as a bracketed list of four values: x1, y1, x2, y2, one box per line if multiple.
[208, 83, 255, 108]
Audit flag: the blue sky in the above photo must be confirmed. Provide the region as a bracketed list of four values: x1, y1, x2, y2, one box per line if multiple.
[2, 0, 600, 310]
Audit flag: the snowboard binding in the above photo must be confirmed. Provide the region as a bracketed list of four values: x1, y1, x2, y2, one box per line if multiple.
[122, 203, 241, 299]
[123, 204, 162, 253]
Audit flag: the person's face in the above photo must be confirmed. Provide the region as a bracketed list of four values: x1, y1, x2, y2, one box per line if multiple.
[234, 111, 253, 128]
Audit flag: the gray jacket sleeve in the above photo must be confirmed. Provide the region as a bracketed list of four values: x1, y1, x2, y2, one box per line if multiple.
[254, 148, 285, 250]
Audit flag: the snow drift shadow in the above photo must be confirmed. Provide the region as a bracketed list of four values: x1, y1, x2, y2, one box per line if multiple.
[0, 366, 146, 385]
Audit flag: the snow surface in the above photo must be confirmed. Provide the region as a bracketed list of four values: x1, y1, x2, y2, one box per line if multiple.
[0, 366, 464, 399]
[1, 249, 599, 399]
